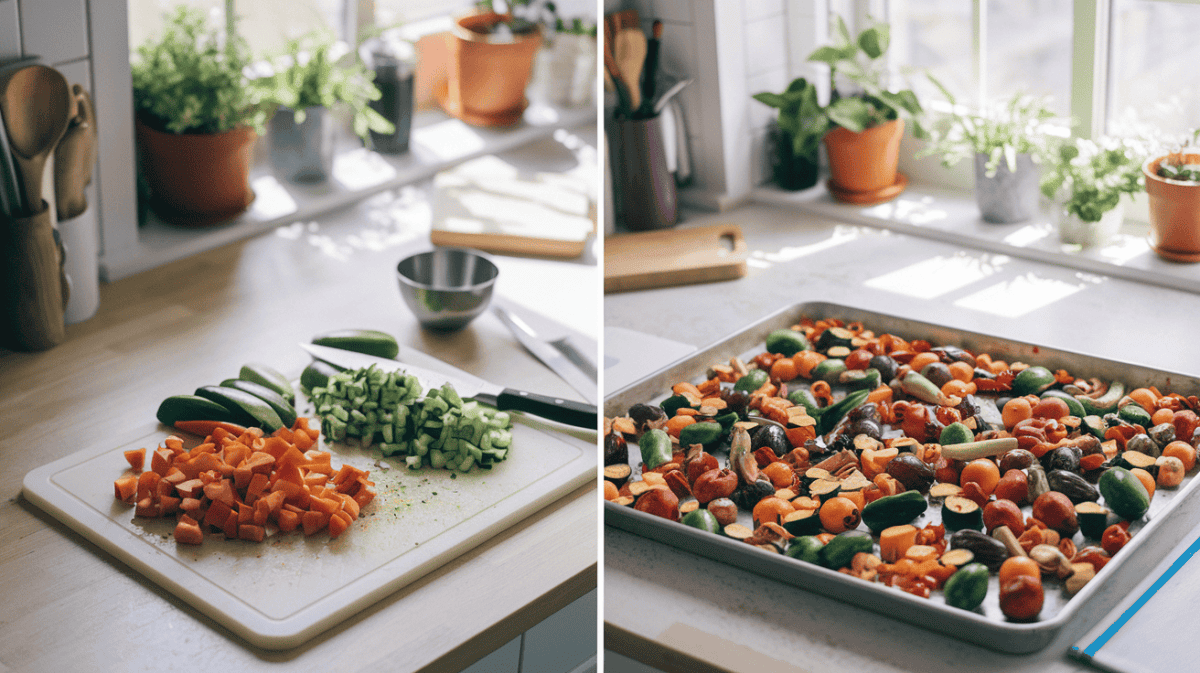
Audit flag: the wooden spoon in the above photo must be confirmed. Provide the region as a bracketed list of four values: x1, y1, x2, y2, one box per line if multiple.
[54, 84, 97, 221]
[0, 65, 74, 214]
[614, 28, 647, 112]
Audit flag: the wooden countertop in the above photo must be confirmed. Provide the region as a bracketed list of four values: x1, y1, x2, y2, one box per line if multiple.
[0, 190, 598, 672]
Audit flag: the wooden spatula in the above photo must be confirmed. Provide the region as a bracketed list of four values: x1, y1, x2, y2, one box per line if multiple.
[614, 28, 647, 112]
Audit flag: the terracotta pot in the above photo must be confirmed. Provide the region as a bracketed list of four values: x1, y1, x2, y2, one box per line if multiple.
[441, 11, 542, 127]
[824, 118, 905, 195]
[1145, 154, 1200, 262]
[136, 117, 256, 226]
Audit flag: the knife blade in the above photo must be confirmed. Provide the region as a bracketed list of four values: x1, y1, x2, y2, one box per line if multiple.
[493, 305, 597, 404]
[300, 343, 597, 430]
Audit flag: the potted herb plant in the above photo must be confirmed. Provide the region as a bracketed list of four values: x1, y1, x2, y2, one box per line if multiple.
[440, 1, 546, 127]
[131, 5, 268, 225]
[256, 31, 394, 183]
[752, 77, 827, 190]
[807, 15, 925, 203]
[1041, 136, 1145, 247]
[919, 83, 1061, 223]
[1144, 132, 1200, 261]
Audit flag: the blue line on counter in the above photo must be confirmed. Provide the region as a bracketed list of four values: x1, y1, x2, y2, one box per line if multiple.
[1079, 532, 1200, 657]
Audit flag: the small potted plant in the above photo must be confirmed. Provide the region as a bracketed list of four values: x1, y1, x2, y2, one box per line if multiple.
[752, 77, 828, 190]
[1041, 136, 1146, 247]
[256, 31, 394, 183]
[918, 83, 1062, 223]
[1144, 131, 1200, 262]
[131, 5, 268, 225]
[807, 15, 925, 203]
[440, 0, 546, 127]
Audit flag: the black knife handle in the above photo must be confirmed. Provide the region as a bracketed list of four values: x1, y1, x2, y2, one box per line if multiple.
[497, 389, 597, 430]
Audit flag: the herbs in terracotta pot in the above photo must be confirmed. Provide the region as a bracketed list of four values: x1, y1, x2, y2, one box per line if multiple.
[131, 5, 268, 135]
[255, 31, 394, 143]
[918, 82, 1064, 222]
[807, 16, 925, 137]
[1155, 131, 1200, 181]
[474, 0, 552, 35]
[801, 15, 926, 199]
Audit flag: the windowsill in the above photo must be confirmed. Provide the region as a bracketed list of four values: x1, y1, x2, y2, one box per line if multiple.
[108, 101, 596, 280]
[751, 180, 1200, 295]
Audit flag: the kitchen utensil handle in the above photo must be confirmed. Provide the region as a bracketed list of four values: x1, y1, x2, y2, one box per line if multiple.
[497, 389, 597, 429]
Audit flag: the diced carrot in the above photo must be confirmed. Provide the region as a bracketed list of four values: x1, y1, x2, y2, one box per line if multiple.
[328, 510, 352, 539]
[222, 442, 251, 470]
[163, 466, 186, 485]
[179, 497, 203, 513]
[246, 472, 270, 499]
[238, 502, 254, 525]
[310, 497, 340, 517]
[174, 478, 204, 499]
[880, 524, 918, 563]
[293, 427, 315, 450]
[338, 493, 360, 520]
[272, 462, 304, 488]
[238, 524, 265, 542]
[352, 486, 376, 509]
[273, 426, 295, 444]
[304, 473, 329, 488]
[135, 496, 159, 518]
[136, 471, 161, 500]
[301, 510, 329, 536]
[163, 436, 185, 452]
[114, 474, 138, 503]
[277, 509, 300, 532]
[203, 479, 237, 508]
[203, 500, 233, 531]
[156, 479, 175, 499]
[190, 442, 217, 455]
[124, 449, 146, 471]
[174, 517, 204, 545]
[159, 495, 181, 515]
[222, 510, 239, 539]
[271, 479, 310, 508]
[241, 451, 274, 474]
[260, 436, 291, 459]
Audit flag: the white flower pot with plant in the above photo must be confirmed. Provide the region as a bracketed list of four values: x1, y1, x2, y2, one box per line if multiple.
[1041, 136, 1145, 248]
[919, 84, 1062, 223]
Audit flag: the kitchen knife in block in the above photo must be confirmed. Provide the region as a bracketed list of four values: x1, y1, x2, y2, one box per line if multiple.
[604, 223, 748, 293]
[301, 343, 597, 429]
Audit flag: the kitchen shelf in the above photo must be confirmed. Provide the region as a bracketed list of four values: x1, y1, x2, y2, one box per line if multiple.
[753, 181, 1200, 295]
[101, 102, 597, 281]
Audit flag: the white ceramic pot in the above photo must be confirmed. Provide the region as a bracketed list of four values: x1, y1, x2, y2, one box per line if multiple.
[1059, 202, 1124, 248]
[530, 33, 596, 107]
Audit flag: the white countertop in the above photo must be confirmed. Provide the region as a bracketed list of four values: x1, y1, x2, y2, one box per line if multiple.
[602, 202, 1200, 673]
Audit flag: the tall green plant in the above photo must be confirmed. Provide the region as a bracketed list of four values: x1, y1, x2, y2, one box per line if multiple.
[131, 6, 267, 134]
[808, 15, 925, 137]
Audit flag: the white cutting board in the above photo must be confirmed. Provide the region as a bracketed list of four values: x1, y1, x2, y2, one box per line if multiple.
[22, 413, 594, 649]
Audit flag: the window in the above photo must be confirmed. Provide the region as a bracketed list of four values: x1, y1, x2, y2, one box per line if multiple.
[1108, 0, 1200, 141]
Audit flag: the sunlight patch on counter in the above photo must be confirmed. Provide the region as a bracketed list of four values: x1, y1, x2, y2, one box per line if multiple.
[333, 148, 398, 190]
[1003, 224, 1053, 247]
[412, 119, 487, 162]
[863, 252, 1009, 299]
[862, 195, 949, 226]
[247, 175, 298, 220]
[749, 225, 869, 268]
[954, 273, 1086, 318]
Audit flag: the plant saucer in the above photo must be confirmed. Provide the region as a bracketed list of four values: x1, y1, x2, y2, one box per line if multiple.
[827, 172, 908, 205]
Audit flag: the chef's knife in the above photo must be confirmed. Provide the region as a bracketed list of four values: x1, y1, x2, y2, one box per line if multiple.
[300, 343, 597, 430]
[493, 305, 597, 404]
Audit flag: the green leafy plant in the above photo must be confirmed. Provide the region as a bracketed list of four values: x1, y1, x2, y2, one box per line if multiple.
[752, 77, 827, 160]
[556, 16, 597, 37]
[131, 6, 267, 135]
[474, 0, 554, 34]
[918, 80, 1064, 177]
[807, 15, 925, 137]
[1041, 136, 1146, 222]
[255, 31, 394, 141]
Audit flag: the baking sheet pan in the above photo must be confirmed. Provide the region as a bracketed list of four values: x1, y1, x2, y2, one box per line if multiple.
[23, 398, 595, 650]
[604, 301, 1200, 654]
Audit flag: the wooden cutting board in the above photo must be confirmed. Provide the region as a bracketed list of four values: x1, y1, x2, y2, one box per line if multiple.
[604, 223, 747, 293]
